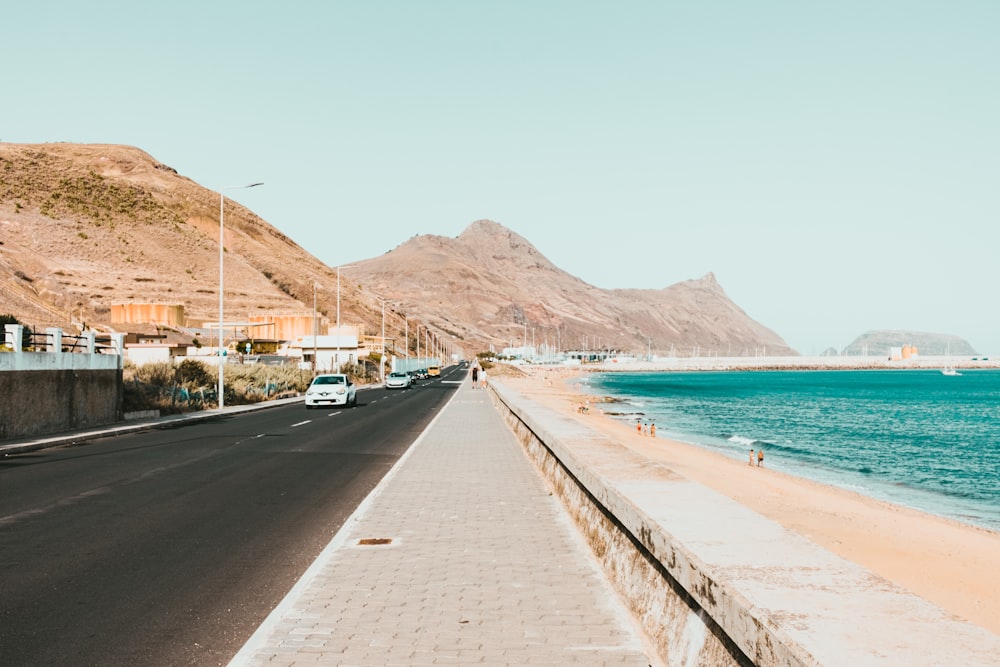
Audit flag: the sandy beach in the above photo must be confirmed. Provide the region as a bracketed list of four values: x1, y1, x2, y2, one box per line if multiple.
[498, 366, 1000, 636]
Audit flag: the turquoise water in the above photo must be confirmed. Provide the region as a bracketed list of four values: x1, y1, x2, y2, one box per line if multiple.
[579, 370, 1000, 531]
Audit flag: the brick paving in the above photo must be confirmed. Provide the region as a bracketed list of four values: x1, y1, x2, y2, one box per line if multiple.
[229, 381, 651, 666]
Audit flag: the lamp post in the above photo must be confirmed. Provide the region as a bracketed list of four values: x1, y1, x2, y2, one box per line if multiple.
[218, 182, 263, 410]
[335, 264, 356, 374]
[312, 282, 318, 373]
[376, 296, 387, 382]
[335, 265, 341, 373]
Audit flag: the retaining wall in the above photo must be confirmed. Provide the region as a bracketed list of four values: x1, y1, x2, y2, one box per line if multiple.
[1, 325, 125, 440]
[0, 368, 123, 440]
[489, 381, 1000, 667]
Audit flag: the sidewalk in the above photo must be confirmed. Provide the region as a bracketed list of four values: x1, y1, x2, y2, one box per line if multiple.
[229, 380, 653, 666]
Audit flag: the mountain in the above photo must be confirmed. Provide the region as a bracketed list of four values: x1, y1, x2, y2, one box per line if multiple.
[345, 220, 794, 356]
[0, 142, 795, 357]
[843, 331, 977, 357]
[0, 142, 356, 333]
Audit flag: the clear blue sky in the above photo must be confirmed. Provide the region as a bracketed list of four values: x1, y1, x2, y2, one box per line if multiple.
[4, 1, 998, 354]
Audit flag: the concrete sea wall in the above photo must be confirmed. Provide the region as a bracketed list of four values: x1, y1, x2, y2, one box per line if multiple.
[489, 381, 1000, 667]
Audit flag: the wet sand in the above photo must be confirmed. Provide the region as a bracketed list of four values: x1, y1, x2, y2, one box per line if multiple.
[498, 366, 1000, 636]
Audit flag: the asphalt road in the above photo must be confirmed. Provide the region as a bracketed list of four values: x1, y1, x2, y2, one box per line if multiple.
[0, 365, 465, 666]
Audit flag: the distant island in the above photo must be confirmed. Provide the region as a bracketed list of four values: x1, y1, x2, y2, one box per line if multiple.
[842, 330, 976, 356]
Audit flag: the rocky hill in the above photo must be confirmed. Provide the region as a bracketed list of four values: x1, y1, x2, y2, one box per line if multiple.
[0, 142, 795, 357]
[844, 331, 977, 356]
[349, 220, 794, 356]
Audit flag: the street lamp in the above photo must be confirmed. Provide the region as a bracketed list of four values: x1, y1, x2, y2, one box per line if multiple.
[218, 182, 263, 410]
[312, 282, 319, 372]
[335, 264, 356, 374]
[376, 296, 388, 382]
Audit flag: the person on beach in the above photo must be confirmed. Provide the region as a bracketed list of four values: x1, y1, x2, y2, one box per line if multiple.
[471, 366, 479, 388]
[637, 420, 642, 435]
[749, 449, 755, 466]
[757, 449, 764, 467]
[650, 423, 656, 438]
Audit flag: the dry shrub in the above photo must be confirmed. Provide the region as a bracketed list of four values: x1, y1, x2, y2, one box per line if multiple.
[123, 359, 313, 413]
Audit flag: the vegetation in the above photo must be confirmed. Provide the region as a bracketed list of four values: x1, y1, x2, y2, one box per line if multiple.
[123, 359, 313, 414]
[122, 357, 382, 415]
[475, 351, 495, 370]
[339, 360, 381, 384]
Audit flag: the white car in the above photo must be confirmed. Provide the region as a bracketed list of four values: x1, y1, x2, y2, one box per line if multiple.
[305, 374, 356, 408]
[384, 371, 411, 389]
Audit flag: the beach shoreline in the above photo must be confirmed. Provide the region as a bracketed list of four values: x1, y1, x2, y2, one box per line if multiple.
[497, 364, 1000, 637]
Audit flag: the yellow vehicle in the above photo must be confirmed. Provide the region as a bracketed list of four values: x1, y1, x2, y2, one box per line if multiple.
[427, 365, 440, 377]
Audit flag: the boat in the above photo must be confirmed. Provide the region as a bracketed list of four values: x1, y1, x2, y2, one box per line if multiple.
[941, 344, 961, 375]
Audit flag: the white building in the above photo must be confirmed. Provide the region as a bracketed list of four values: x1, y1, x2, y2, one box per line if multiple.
[293, 333, 361, 372]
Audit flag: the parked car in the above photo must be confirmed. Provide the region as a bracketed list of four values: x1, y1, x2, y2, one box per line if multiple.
[305, 374, 356, 408]
[385, 371, 412, 389]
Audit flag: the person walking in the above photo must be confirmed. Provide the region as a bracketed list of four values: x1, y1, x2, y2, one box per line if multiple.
[471, 365, 479, 388]
[749, 449, 755, 466]
[757, 449, 764, 467]
[650, 423, 656, 438]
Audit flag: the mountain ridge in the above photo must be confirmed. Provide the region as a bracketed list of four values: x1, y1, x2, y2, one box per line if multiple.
[1, 142, 796, 356]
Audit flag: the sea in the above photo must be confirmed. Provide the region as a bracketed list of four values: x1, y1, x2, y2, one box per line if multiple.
[576, 369, 1000, 532]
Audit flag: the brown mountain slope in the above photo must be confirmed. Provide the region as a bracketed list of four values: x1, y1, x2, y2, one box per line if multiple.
[347, 219, 796, 356]
[0, 143, 795, 357]
[0, 143, 360, 332]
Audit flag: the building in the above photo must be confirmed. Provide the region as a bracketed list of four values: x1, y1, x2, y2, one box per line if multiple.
[292, 327, 361, 372]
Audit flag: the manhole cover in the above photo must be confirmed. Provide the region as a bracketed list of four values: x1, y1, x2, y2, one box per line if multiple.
[357, 538, 393, 546]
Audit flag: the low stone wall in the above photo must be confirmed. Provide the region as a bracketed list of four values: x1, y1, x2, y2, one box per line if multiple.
[0, 369, 123, 440]
[489, 381, 1000, 667]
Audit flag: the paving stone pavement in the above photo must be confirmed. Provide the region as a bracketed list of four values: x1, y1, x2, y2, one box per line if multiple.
[229, 380, 653, 666]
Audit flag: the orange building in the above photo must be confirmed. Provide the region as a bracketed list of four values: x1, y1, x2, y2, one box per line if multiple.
[111, 303, 186, 327]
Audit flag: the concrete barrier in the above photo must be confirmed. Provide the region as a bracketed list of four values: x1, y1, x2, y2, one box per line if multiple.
[0, 368, 123, 440]
[1, 325, 125, 439]
[489, 381, 1000, 667]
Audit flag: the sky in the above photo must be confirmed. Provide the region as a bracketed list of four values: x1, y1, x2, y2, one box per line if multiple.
[3, 1, 998, 355]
